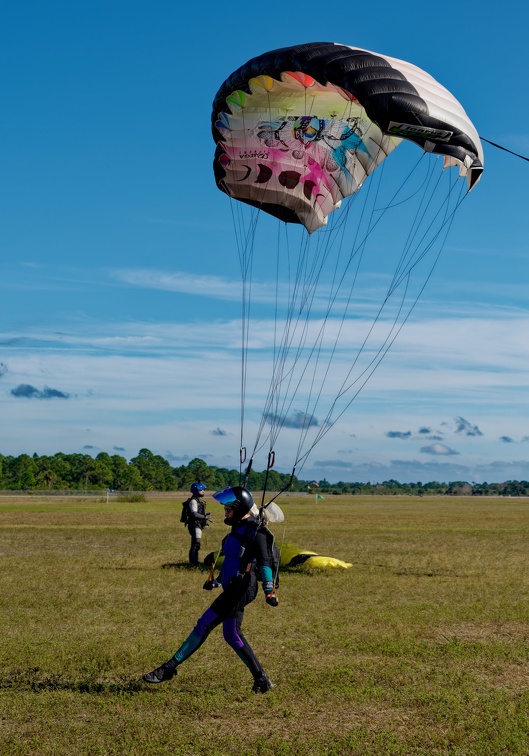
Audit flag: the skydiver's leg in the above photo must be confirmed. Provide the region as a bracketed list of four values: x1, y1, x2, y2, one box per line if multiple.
[172, 606, 221, 664]
[222, 609, 263, 678]
[221, 585, 273, 693]
[143, 588, 246, 684]
[172, 583, 251, 667]
[143, 605, 222, 683]
[188, 525, 202, 567]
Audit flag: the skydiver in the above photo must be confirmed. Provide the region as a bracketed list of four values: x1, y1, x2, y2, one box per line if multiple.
[143, 486, 276, 693]
[183, 482, 211, 567]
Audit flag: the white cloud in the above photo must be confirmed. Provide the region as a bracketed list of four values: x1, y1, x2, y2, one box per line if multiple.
[420, 443, 459, 456]
[2, 277, 529, 480]
[111, 268, 246, 302]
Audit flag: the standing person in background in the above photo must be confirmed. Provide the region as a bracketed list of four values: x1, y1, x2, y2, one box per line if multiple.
[183, 482, 210, 567]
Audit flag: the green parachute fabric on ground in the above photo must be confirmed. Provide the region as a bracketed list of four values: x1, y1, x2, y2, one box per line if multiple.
[203, 541, 352, 571]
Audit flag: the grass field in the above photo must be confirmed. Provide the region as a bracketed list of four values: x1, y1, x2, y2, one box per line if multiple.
[1, 493, 528, 755]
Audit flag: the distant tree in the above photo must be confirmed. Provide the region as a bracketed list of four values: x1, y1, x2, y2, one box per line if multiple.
[206, 466, 239, 490]
[36, 455, 70, 488]
[187, 458, 211, 486]
[130, 448, 175, 491]
[503, 480, 529, 497]
[109, 454, 143, 490]
[471, 482, 491, 496]
[9, 454, 37, 489]
[88, 455, 114, 488]
[446, 481, 472, 496]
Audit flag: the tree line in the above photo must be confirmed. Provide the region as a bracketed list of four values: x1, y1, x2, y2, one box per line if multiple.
[0, 449, 527, 496]
[0, 449, 297, 493]
[318, 479, 529, 497]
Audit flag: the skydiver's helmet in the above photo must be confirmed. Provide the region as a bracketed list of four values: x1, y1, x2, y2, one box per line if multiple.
[213, 486, 254, 523]
[190, 482, 206, 498]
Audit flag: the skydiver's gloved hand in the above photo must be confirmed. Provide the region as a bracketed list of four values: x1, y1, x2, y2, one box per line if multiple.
[263, 579, 278, 606]
[203, 578, 219, 591]
[204, 513, 212, 527]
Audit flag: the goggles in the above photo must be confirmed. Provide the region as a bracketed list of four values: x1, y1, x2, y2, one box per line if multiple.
[213, 487, 238, 506]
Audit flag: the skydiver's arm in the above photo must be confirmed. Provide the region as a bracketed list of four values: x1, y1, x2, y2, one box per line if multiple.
[189, 499, 209, 523]
[253, 529, 274, 594]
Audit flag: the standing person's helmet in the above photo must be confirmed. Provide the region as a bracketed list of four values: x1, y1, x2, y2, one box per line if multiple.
[190, 482, 206, 497]
[213, 486, 254, 517]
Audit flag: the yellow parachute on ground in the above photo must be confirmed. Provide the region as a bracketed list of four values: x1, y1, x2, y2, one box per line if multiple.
[203, 541, 352, 571]
[280, 542, 352, 570]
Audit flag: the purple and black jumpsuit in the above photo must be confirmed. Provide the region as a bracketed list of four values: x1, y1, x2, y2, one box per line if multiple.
[170, 516, 275, 682]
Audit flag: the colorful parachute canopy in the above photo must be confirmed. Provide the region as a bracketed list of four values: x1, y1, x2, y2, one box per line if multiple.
[212, 42, 483, 233]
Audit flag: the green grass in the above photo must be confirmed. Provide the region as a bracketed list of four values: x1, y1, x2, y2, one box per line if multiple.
[1, 494, 529, 754]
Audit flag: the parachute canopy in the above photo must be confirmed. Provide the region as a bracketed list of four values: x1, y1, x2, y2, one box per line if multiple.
[280, 542, 352, 570]
[212, 42, 483, 232]
[203, 542, 352, 571]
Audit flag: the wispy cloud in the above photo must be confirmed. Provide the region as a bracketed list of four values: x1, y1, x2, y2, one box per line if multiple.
[110, 268, 276, 305]
[11, 384, 70, 399]
[1, 273, 529, 481]
[454, 417, 483, 437]
[267, 411, 319, 429]
[210, 427, 228, 436]
[305, 457, 529, 485]
[164, 453, 192, 463]
[313, 459, 354, 470]
[384, 420, 485, 444]
[108, 267, 428, 318]
[420, 443, 459, 456]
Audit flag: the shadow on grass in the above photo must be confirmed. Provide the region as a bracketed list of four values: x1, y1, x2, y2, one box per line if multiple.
[1, 668, 145, 694]
[162, 562, 206, 571]
[163, 562, 299, 579]
[356, 561, 463, 577]
[394, 567, 460, 577]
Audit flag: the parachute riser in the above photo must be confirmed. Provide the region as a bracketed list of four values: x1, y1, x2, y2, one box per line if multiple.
[262, 466, 296, 511]
[260, 450, 275, 508]
[242, 457, 253, 488]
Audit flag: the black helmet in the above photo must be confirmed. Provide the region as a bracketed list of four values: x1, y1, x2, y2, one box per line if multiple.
[213, 486, 254, 518]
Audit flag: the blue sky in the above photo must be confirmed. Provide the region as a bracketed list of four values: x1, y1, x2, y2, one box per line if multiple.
[1, 1, 529, 484]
